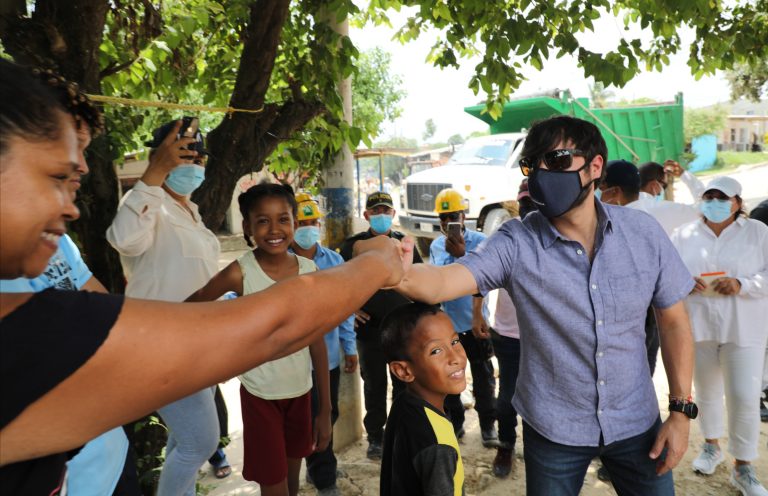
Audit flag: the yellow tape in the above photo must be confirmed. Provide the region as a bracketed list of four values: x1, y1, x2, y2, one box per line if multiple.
[85, 94, 264, 115]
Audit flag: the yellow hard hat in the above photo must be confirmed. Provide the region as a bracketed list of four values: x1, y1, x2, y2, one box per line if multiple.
[295, 192, 313, 203]
[434, 188, 466, 214]
[295, 193, 322, 221]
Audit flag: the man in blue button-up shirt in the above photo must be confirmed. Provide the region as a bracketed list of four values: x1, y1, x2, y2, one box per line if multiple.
[291, 195, 357, 495]
[389, 116, 695, 496]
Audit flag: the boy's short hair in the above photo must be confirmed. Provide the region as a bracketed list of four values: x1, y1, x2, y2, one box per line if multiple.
[521, 116, 608, 179]
[381, 302, 442, 363]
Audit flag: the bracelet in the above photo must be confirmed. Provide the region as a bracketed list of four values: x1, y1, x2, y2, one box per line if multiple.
[668, 394, 693, 404]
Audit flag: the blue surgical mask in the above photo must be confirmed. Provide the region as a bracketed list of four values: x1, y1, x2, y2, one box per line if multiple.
[655, 191, 664, 202]
[594, 188, 603, 200]
[294, 226, 320, 249]
[165, 164, 205, 196]
[700, 199, 733, 223]
[369, 214, 393, 234]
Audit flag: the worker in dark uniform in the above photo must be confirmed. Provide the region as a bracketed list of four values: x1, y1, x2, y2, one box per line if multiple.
[339, 191, 424, 460]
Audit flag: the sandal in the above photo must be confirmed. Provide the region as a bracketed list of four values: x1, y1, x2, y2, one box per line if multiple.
[214, 463, 232, 479]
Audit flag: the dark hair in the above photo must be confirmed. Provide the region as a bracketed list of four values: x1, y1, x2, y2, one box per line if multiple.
[638, 162, 665, 188]
[521, 116, 608, 177]
[734, 195, 746, 219]
[381, 302, 442, 362]
[604, 160, 641, 199]
[30, 67, 104, 136]
[238, 181, 298, 247]
[0, 59, 66, 158]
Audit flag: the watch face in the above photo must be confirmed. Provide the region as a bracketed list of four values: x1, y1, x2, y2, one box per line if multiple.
[685, 403, 699, 420]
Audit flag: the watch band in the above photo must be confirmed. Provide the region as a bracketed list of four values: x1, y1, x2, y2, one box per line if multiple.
[669, 398, 698, 419]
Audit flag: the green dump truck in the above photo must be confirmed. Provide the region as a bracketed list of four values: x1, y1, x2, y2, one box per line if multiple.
[398, 90, 684, 238]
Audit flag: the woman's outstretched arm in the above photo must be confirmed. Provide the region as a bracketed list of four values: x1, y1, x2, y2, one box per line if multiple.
[0, 236, 403, 465]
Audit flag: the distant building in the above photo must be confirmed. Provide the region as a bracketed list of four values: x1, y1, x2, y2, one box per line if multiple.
[406, 145, 457, 175]
[719, 99, 768, 152]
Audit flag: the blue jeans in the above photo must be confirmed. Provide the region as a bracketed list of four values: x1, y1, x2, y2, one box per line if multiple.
[492, 332, 520, 449]
[523, 418, 674, 496]
[157, 387, 219, 496]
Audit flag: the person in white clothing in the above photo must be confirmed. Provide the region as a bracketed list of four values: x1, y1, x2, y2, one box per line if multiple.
[623, 161, 702, 236]
[671, 176, 768, 496]
[106, 120, 224, 496]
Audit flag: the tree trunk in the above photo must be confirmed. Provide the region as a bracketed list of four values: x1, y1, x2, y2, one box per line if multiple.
[193, 0, 324, 230]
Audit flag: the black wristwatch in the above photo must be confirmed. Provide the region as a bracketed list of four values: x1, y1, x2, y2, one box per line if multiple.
[669, 399, 698, 419]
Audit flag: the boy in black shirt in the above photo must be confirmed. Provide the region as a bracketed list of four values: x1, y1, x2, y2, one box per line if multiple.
[380, 303, 468, 496]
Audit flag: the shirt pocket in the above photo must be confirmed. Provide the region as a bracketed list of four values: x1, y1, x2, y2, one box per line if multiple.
[609, 274, 652, 324]
[167, 216, 219, 261]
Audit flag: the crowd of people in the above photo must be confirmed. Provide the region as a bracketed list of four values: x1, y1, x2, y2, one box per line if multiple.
[1, 57, 767, 496]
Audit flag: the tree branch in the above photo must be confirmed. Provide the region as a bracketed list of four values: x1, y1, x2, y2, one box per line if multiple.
[99, 57, 138, 78]
[229, 0, 291, 110]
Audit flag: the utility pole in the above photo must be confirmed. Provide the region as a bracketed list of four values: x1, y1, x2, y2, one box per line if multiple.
[320, 14, 362, 451]
[322, 21, 355, 250]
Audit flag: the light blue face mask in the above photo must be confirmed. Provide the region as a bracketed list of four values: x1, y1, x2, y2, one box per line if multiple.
[165, 164, 205, 196]
[369, 213, 393, 234]
[294, 226, 320, 249]
[594, 188, 603, 200]
[700, 199, 733, 223]
[655, 191, 665, 202]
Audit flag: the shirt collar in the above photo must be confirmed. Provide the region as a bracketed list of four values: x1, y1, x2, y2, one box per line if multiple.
[536, 199, 613, 249]
[699, 214, 747, 236]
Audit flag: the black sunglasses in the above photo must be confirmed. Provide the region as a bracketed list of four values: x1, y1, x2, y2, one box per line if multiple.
[519, 149, 587, 177]
[439, 212, 462, 221]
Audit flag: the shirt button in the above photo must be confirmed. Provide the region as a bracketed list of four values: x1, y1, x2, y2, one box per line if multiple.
[599, 380, 605, 386]
[577, 249, 583, 255]
[598, 351, 604, 357]
[591, 284, 597, 290]
[598, 409, 603, 415]
[597, 320, 603, 326]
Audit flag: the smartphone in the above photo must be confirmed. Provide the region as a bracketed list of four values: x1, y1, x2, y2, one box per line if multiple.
[447, 222, 462, 240]
[178, 116, 201, 160]
[179, 116, 199, 139]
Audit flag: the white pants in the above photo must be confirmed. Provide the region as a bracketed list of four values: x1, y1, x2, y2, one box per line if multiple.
[695, 341, 765, 461]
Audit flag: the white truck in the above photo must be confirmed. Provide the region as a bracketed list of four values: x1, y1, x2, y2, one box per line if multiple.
[399, 132, 528, 239]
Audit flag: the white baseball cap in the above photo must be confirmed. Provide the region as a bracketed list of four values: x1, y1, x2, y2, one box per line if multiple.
[704, 176, 742, 198]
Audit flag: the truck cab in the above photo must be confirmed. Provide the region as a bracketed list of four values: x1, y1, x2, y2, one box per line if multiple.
[399, 132, 527, 238]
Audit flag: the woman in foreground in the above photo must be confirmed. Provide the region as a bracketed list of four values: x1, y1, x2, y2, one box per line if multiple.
[0, 58, 404, 494]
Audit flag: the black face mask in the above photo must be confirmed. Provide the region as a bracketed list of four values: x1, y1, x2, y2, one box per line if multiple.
[528, 162, 595, 218]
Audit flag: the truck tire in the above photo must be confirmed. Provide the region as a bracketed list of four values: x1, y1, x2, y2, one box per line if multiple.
[416, 236, 433, 259]
[483, 208, 511, 235]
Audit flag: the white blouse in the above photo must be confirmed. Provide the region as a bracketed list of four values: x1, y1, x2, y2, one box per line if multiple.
[671, 217, 768, 347]
[107, 181, 220, 302]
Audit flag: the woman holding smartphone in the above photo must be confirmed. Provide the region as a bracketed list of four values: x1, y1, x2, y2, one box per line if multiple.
[106, 118, 224, 496]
